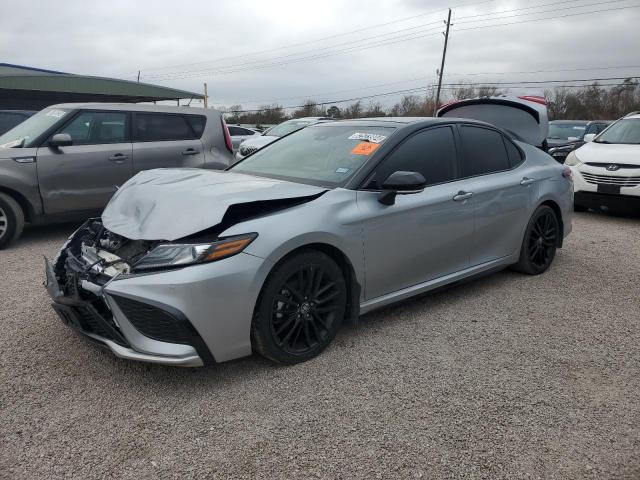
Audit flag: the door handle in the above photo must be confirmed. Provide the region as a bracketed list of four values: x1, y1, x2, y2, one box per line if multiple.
[108, 154, 128, 163]
[181, 149, 199, 156]
[520, 177, 536, 186]
[453, 191, 473, 202]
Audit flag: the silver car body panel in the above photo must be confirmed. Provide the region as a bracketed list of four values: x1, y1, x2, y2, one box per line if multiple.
[102, 168, 327, 240]
[0, 103, 233, 222]
[47, 118, 572, 366]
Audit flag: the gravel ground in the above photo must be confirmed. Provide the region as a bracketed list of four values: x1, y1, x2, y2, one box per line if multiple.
[1, 212, 639, 479]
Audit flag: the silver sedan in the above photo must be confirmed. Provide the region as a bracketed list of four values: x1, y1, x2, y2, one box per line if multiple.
[45, 118, 573, 366]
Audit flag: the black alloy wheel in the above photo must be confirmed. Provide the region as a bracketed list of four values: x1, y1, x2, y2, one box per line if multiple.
[513, 205, 559, 275]
[252, 251, 346, 364]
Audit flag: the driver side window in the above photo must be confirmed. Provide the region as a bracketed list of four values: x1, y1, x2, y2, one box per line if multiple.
[58, 111, 128, 145]
[372, 126, 458, 188]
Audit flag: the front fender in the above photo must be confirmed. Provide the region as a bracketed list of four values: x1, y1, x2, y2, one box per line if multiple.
[0, 157, 43, 217]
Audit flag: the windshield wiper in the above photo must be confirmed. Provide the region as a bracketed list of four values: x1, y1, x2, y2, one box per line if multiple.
[593, 140, 612, 144]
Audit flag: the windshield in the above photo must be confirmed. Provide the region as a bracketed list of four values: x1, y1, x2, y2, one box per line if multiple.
[231, 124, 396, 187]
[547, 122, 586, 140]
[0, 107, 70, 148]
[595, 118, 640, 144]
[263, 120, 316, 138]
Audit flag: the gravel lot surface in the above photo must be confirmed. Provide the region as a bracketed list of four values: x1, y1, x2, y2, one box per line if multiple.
[1, 212, 639, 479]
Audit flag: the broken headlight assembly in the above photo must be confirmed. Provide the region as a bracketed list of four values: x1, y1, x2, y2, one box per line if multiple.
[132, 233, 258, 272]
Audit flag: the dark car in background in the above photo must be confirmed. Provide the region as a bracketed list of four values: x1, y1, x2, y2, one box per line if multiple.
[0, 110, 36, 135]
[547, 120, 612, 162]
[0, 103, 233, 248]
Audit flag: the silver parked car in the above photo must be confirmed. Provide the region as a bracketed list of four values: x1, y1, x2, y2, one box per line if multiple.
[0, 103, 234, 248]
[235, 116, 331, 161]
[46, 117, 573, 366]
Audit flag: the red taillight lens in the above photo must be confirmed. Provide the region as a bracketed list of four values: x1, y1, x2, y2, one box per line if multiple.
[562, 167, 572, 180]
[221, 117, 233, 154]
[518, 95, 547, 105]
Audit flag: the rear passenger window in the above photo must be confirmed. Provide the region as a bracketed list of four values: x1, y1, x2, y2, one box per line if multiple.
[228, 126, 242, 136]
[186, 115, 206, 137]
[135, 114, 198, 142]
[504, 139, 523, 168]
[460, 126, 510, 177]
[374, 126, 457, 187]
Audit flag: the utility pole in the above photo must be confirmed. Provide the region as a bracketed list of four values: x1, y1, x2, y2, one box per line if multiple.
[137, 70, 140, 83]
[433, 8, 452, 115]
[203, 82, 209, 109]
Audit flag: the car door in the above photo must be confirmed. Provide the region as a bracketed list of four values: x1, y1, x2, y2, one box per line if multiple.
[358, 126, 481, 300]
[36, 110, 133, 214]
[131, 112, 205, 173]
[457, 124, 535, 265]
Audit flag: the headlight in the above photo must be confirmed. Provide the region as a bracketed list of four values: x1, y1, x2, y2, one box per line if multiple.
[564, 150, 581, 166]
[133, 233, 257, 272]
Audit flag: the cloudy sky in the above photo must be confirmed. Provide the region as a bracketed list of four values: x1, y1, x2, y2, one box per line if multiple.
[1, 0, 639, 111]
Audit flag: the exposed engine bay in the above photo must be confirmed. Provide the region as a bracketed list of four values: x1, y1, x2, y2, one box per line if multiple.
[52, 218, 158, 295]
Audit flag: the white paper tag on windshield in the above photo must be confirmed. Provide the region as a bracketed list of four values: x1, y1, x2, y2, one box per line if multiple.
[348, 132, 387, 143]
[46, 109, 67, 118]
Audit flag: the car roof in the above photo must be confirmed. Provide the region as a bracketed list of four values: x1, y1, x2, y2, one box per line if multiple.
[284, 116, 332, 122]
[46, 103, 219, 115]
[313, 116, 496, 129]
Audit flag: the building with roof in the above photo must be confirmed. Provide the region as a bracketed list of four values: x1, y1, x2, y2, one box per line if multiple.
[0, 63, 203, 110]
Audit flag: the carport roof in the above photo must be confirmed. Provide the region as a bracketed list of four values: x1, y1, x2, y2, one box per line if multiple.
[0, 63, 203, 110]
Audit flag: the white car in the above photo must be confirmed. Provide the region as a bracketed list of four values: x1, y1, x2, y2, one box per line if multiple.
[235, 117, 331, 161]
[227, 125, 260, 153]
[566, 112, 640, 213]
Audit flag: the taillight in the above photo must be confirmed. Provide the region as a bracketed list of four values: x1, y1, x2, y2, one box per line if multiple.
[221, 117, 233, 154]
[518, 95, 547, 105]
[562, 167, 572, 180]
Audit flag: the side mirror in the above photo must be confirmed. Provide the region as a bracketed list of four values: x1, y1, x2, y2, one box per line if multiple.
[378, 171, 426, 205]
[583, 133, 596, 143]
[49, 133, 73, 148]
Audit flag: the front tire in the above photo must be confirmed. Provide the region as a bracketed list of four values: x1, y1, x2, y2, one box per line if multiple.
[0, 192, 25, 249]
[513, 205, 559, 275]
[251, 250, 347, 364]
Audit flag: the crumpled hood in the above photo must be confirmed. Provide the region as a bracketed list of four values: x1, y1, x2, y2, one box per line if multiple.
[102, 168, 326, 241]
[575, 142, 640, 165]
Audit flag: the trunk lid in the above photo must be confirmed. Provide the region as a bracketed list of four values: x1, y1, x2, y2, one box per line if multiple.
[437, 95, 549, 148]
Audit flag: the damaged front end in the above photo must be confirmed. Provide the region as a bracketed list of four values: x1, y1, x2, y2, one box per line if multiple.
[45, 219, 214, 366]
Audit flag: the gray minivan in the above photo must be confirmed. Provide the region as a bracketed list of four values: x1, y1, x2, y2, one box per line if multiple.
[0, 103, 234, 248]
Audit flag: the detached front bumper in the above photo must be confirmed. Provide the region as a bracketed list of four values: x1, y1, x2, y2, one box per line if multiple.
[45, 226, 267, 366]
[45, 258, 206, 367]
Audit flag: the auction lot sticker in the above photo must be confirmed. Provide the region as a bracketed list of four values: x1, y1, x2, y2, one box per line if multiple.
[348, 132, 387, 143]
[351, 142, 380, 155]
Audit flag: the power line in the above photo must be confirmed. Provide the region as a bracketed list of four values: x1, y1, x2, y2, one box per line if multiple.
[226, 64, 640, 105]
[141, 2, 638, 80]
[223, 77, 638, 113]
[130, 0, 498, 75]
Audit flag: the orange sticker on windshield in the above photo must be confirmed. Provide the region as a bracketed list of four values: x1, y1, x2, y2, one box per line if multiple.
[351, 142, 380, 155]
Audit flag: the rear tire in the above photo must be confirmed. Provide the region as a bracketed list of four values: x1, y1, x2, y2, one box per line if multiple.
[0, 192, 25, 249]
[513, 205, 559, 275]
[251, 250, 347, 364]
